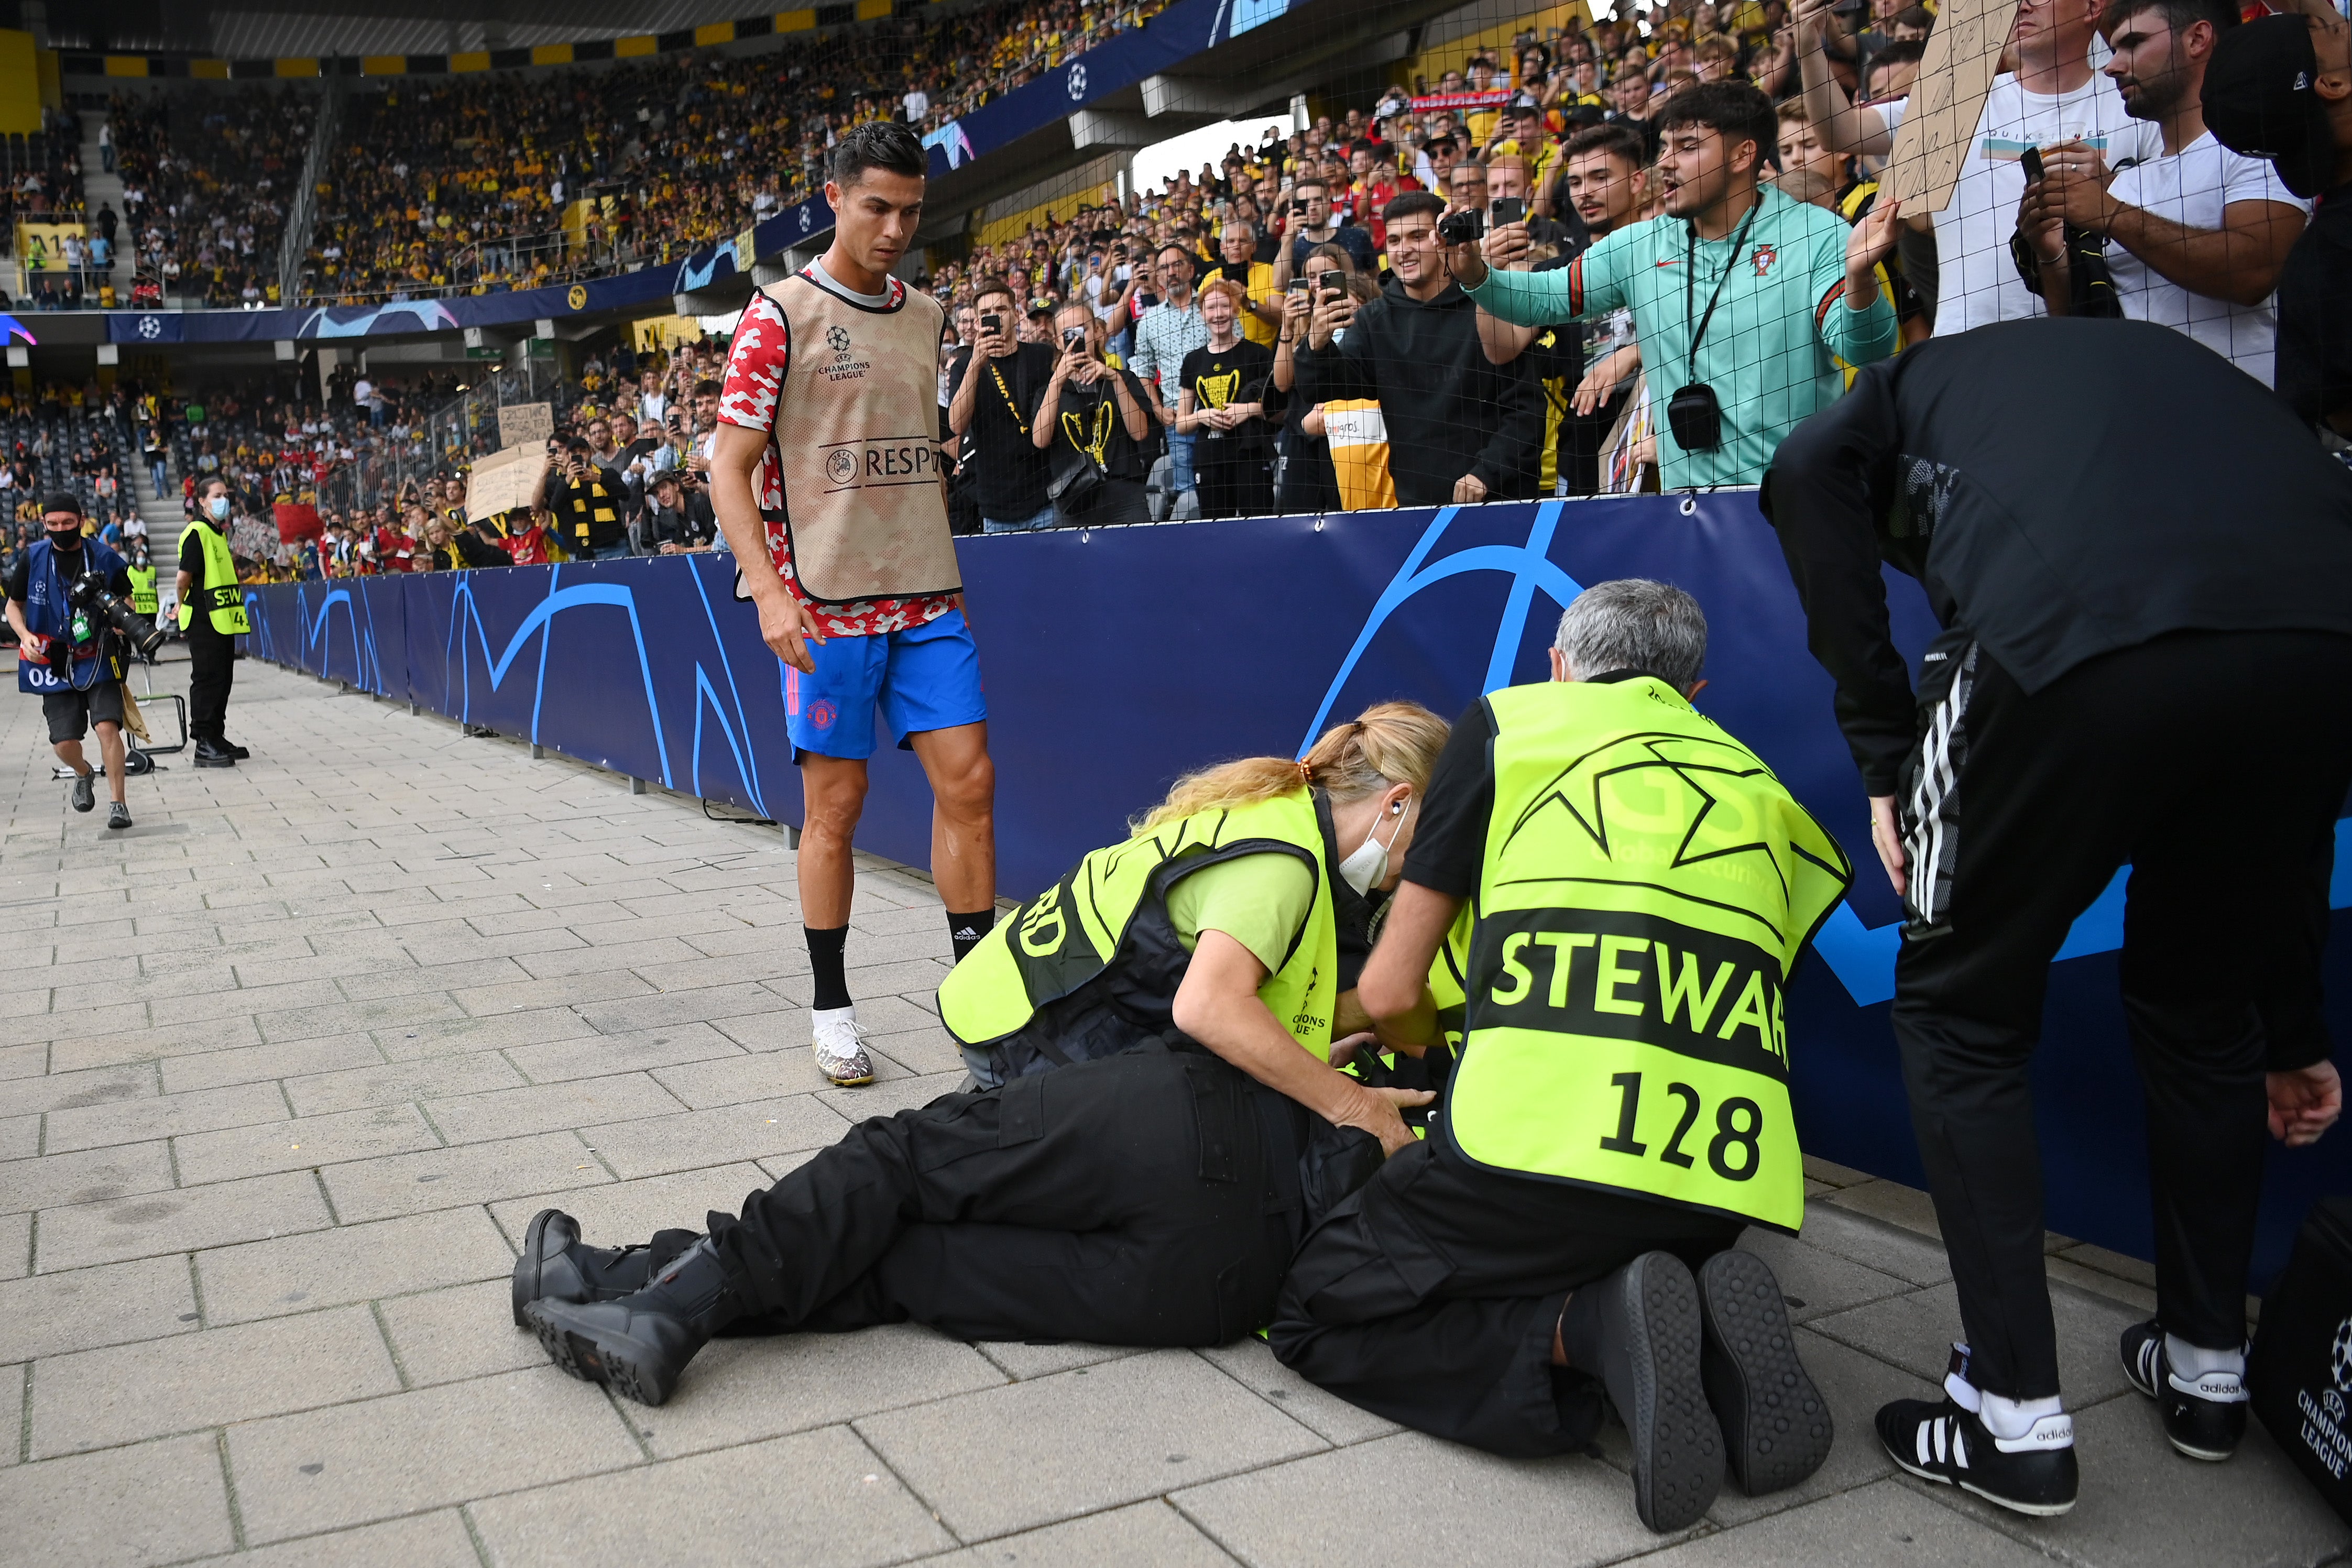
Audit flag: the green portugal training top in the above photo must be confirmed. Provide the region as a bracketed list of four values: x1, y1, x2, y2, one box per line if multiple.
[1465, 183, 1896, 490]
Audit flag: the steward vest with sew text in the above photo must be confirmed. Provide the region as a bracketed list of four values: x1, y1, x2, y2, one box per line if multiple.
[940, 788, 1339, 1087]
[1447, 679, 1851, 1233]
[176, 521, 251, 634]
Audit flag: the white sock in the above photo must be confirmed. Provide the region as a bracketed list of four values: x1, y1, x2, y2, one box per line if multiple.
[1978, 1391, 2064, 1440]
[2167, 1333, 2245, 1380]
[1942, 1344, 1981, 1412]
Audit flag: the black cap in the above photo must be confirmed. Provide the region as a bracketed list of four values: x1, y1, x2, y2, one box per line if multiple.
[2204, 14, 2338, 200]
[40, 493, 82, 519]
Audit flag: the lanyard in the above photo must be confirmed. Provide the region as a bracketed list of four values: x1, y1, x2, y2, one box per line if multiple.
[986, 357, 1029, 437]
[1682, 195, 1763, 381]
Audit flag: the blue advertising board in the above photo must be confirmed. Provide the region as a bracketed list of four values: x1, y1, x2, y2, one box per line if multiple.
[238, 495, 2352, 1284]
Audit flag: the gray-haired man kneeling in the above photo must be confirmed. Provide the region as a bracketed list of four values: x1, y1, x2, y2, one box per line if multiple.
[1270, 579, 1853, 1534]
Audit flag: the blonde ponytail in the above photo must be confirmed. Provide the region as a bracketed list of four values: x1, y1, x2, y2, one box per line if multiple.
[1131, 700, 1451, 835]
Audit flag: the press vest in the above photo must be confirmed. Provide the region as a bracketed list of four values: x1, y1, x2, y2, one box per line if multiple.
[757, 271, 960, 604]
[939, 789, 1340, 1086]
[1447, 679, 1852, 1233]
[125, 565, 158, 616]
[176, 522, 251, 635]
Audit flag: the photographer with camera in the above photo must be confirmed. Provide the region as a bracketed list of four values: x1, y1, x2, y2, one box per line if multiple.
[8, 495, 139, 826]
[179, 477, 251, 769]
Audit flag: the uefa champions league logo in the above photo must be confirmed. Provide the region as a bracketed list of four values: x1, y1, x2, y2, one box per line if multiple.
[2331, 1315, 2352, 1392]
[1067, 63, 1088, 100]
[137, 314, 163, 340]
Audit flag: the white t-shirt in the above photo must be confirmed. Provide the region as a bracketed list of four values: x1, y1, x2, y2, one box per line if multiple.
[1881, 75, 2163, 333]
[903, 89, 929, 120]
[2099, 132, 2307, 387]
[352, 377, 372, 406]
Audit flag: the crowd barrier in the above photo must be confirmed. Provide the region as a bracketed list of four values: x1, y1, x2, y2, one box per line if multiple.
[238, 495, 2352, 1285]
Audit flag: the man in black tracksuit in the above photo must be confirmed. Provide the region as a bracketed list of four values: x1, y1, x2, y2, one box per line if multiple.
[1763, 317, 2352, 1515]
[1294, 193, 1544, 507]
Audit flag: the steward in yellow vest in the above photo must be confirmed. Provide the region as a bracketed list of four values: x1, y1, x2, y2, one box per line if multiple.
[1271, 580, 1852, 1534]
[512, 701, 1447, 1409]
[178, 489, 251, 766]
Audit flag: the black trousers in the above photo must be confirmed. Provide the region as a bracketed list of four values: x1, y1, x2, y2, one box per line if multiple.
[1891, 629, 2352, 1400]
[1268, 1133, 1739, 1457]
[700, 1047, 1296, 1345]
[187, 623, 234, 742]
[1195, 440, 1275, 520]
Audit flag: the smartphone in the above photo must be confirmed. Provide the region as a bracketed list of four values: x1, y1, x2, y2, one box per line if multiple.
[1286, 277, 1311, 297]
[980, 312, 1003, 336]
[2020, 146, 2046, 184]
[1060, 326, 1085, 350]
[1492, 196, 1526, 226]
[1136, 290, 1159, 310]
[1290, 200, 1306, 216]
[1320, 278, 1346, 303]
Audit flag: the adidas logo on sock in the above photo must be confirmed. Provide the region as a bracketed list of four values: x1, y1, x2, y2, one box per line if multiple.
[952, 926, 979, 941]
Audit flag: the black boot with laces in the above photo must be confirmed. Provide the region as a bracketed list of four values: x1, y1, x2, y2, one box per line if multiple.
[525, 1234, 741, 1407]
[509, 1209, 683, 1326]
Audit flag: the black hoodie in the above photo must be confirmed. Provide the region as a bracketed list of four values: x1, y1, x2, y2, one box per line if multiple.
[1293, 278, 1545, 507]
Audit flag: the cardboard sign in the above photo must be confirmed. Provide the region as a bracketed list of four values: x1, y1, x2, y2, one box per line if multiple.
[1878, 0, 2021, 214]
[496, 402, 554, 448]
[466, 443, 546, 524]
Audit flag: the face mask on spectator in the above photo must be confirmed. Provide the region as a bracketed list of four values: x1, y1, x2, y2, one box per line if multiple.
[207, 496, 232, 520]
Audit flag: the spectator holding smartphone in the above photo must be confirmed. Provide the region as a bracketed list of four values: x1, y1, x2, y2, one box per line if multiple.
[946, 278, 1059, 532]
[1448, 83, 1899, 489]
[545, 435, 631, 558]
[1274, 179, 1379, 284]
[1297, 191, 1545, 507]
[1034, 304, 1156, 527]
[1176, 279, 1280, 519]
[2019, 0, 2309, 388]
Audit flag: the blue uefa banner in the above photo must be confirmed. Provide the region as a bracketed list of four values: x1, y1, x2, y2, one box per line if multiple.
[237, 496, 2352, 1284]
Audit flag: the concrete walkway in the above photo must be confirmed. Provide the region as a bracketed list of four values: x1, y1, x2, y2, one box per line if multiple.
[0, 657, 2344, 1567]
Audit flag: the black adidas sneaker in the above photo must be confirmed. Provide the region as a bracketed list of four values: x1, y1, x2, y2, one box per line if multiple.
[1877, 1348, 2077, 1517]
[2121, 1320, 2247, 1462]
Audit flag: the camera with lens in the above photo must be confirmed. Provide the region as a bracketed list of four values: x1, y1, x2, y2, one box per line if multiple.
[68, 571, 167, 660]
[1436, 209, 1485, 247]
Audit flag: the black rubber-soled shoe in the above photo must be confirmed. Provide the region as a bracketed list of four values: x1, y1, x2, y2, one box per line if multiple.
[1876, 1395, 2078, 1516]
[2121, 1320, 2247, 1462]
[1698, 1249, 1832, 1494]
[70, 770, 95, 812]
[1597, 1252, 1722, 1532]
[107, 801, 132, 831]
[510, 1209, 661, 1328]
[524, 1235, 739, 1407]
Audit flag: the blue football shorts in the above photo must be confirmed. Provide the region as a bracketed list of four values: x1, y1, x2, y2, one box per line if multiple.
[784, 607, 986, 762]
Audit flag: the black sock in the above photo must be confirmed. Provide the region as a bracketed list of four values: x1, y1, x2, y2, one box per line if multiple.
[805, 924, 850, 1011]
[1558, 1280, 1611, 1375]
[947, 907, 995, 963]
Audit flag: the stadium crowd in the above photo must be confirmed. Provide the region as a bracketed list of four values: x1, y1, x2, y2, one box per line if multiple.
[67, 0, 2351, 542]
[106, 87, 314, 310]
[299, 0, 1175, 304]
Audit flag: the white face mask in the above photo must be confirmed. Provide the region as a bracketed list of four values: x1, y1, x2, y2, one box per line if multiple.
[1337, 795, 1412, 897]
[207, 496, 231, 520]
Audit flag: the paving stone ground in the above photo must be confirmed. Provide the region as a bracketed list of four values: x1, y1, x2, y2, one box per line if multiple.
[0, 655, 2345, 1567]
